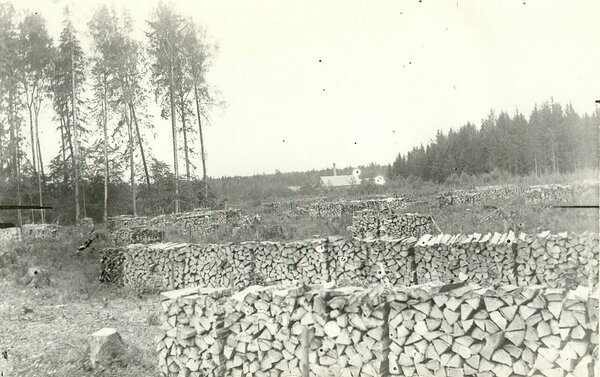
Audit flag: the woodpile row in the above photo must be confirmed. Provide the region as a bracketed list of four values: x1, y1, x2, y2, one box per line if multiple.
[0, 224, 60, 242]
[100, 231, 599, 292]
[415, 232, 518, 287]
[517, 231, 599, 289]
[437, 181, 599, 206]
[157, 282, 599, 377]
[261, 197, 406, 218]
[111, 226, 165, 246]
[21, 223, 59, 239]
[106, 209, 242, 245]
[352, 212, 435, 239]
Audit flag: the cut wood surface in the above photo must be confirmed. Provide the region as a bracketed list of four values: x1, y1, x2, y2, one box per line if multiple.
[352, 212, 435, 239]
[101, 231, 599, 292]
[157, 282, 599, 377]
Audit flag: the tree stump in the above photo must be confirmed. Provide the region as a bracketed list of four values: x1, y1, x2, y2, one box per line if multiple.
[21, 267, 51, 287]
[89, 328, 126, 369]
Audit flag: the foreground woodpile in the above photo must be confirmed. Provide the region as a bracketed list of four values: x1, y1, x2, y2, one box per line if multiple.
[352, 212, 435, 239]
[437, 181, 599, 206]
[261, 197, 406, 218]
[157, 286, 230, 376]
[101, 231, 598, 291]
[106, 209, 242, 245]
[157, 282, 599, 377]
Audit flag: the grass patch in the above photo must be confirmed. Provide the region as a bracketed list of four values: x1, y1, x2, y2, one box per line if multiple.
[0, 228, 160, 377]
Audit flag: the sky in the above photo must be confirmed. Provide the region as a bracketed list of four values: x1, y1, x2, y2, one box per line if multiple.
[11, 0, 600, 178]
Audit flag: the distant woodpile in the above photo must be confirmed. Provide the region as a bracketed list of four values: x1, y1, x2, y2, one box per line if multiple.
[100, 231, 598, 291]
[21, 223, 59, 239]
[106, 209, 243, 244]
[436, 181, 599, 206]
[261, 197, 406, 218]
[352, 212, 435, 239]
[0, 227, 21, 241]
[0, 224, 59, 242]
[157, 282, 598, 377]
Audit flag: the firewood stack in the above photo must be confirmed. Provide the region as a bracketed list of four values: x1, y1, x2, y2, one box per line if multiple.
[122, 243, 188, 291]
[99, 248, 125, 284]
[415, 232, 517, 286]
[261, 197, 406, 218]
[112, 226, 164, 245]
[229, 240, 328, 288]
[183, 244, 233, 288]
[0, 227, 21, 241]
[367, 237, 416, 287]
[158, 282, 599, 377]
[516, 231, 599, 289]
[437, 181, 598, 206]
[102, 231, 599, 292]
[380, 213, 434, 239]
[220, 285, 294, 377]
[387, 282, 598, 377]
[106, 215, 151, 233]
[311, 286, 390, 377]
[327, 238, 368, 285]
[353, 212, 435, 239]
[166, 209, 243, 235]
[352, 213, 381, 238]
[80, 217, 94, 228]
[156, 286, 230, 377]
[22, 223, 59, 239]
[108, 210, 242, 245]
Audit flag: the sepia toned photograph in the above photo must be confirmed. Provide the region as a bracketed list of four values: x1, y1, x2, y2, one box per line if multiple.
[0, 0, 598, 376]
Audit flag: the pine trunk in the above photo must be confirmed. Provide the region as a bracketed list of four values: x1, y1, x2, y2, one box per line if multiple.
[125, 107, 136, 216]
[71, 42, 80, 224]
[179, 90, 191, 180]
[59, 115, 67, 184]
[129, 103, 151, 187]
[34, 109, 44, 223]
[102, 80, 109, 222]
[193, 84, 208, 201]
[169, 63, 180, 213]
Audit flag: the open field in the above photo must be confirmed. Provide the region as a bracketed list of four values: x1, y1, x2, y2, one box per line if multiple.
[0, 235, 160, 377]
[0, 179, 598, 376]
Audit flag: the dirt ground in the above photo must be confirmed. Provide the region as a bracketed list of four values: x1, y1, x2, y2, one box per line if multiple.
[0, 279, 160, 376]
[0, 231, 161, 377]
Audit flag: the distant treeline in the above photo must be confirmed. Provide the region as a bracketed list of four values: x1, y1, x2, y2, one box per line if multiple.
[390, 101, 599, 183]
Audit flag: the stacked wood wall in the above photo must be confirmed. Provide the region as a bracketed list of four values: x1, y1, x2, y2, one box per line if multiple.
[0, 227, 21, 241]
[157, 282, 599, 377]
[101, 231, 598, 291]
[261, 197, 406, 218]
[437, 181, 598, 206]
[352, 212, 435, 239]
[107, 209, 242, 245]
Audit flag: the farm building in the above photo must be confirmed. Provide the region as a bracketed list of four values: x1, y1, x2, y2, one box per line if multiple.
[320, 164, 385, 187]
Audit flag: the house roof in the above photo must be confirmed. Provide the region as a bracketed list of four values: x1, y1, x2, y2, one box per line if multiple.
[320, 175, 361, 187]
